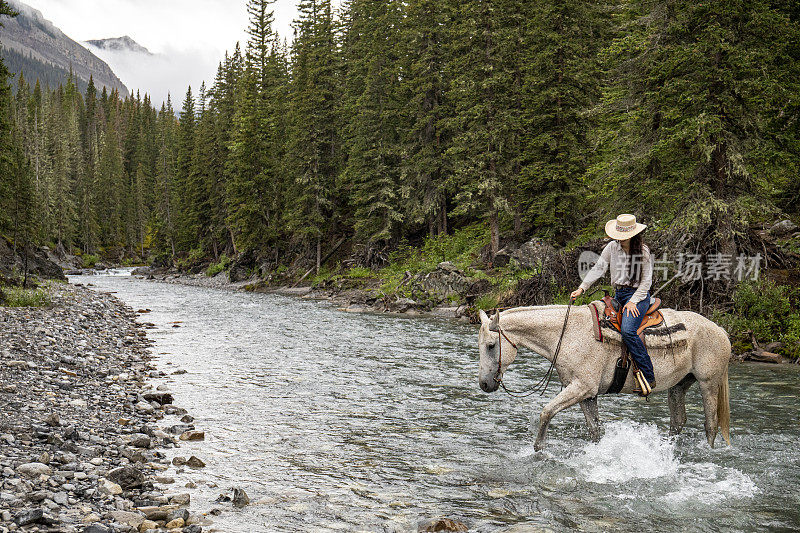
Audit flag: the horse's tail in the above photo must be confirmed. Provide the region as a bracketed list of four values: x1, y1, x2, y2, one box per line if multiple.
[717, 365, 731, 445]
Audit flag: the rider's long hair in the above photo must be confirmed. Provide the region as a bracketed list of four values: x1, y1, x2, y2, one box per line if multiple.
[627, 232, 646, 284]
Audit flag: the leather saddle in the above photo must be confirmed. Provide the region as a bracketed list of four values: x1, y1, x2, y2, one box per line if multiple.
[597, 290, 664, 395]
[601, 291, 664, 337]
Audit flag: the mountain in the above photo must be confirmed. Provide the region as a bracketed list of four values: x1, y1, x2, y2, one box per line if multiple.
[86, 36, 152, 56]
[0, 0, 129, 96]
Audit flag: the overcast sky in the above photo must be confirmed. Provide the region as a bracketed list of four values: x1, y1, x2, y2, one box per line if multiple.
[21, 0, 307, 106]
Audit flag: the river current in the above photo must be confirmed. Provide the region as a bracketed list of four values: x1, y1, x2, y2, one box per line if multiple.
[71, 273, 800, 532]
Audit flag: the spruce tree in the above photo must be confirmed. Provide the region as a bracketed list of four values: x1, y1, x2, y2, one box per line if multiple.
[340, 0, 403, 245]
[285, 0, 341, 270]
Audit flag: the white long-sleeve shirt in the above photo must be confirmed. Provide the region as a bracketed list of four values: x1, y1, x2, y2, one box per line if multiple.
[579, 240, 653, 303]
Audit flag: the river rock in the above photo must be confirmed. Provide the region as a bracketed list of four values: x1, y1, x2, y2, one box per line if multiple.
[418, 518, 469, 532]
[168, 493, 191, 506]
[105, 510, 145, 528]
[232, 487, 250, 508]
[165, 517, 185, 528]
[143, 391, 174, 405]
[108, 466, 145, 490]
[97, 478, 123, 496]
[83, 525, 111, 533]
[183, 525, 203, 533]
[17, 462, 52, 477]
[185, 456, 206, 468]
[166, 508, 190, 522]
[179, 430, 205, 441]
[14, 508, 44, 526]
[138, 520, 158, 531]
[130, 434, 152, 448]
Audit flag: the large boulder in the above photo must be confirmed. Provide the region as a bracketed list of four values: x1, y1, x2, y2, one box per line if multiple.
[228, 250, 257, 282]
[415, 263, 474, 298]
[511, 238, 556, 269]
[770, 219, 798, 236]
[0, 237, 65, 281]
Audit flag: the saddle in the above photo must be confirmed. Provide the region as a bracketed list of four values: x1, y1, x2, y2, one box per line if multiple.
[600, 291, 664, 337]
[588, 291, 664, 396]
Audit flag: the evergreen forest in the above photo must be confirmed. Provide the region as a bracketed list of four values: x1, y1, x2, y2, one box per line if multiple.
[1, 0, 799, 355]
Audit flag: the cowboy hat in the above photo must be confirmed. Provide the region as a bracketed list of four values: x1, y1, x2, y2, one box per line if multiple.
[605, 214, 647, 240]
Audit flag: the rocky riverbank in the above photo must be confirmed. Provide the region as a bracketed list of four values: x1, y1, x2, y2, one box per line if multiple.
[0, 283, 213, 532]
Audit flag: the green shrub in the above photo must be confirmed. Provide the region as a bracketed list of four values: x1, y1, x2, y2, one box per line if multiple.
[206, 254, 231, 277]
[1, 286, 51, 307]
[346, 266, 375, 279]
[474, 293, 500, 311]
[380, 223, 490, 296]
[715, 279, 800, 360]
[177, 248, 206, 271]
[81, 254, 99, 268]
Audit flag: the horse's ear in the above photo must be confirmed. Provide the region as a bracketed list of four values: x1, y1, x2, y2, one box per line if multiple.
[479, 309, 489, 325]
[489, 312, 500, 332]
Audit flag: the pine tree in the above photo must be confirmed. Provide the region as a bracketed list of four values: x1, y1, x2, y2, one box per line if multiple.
[285, 0, 341, 270]
[446, 0, 524, 257]
[228, 2, 290, 253]
[340, 0, 403, 245]
[399, 0, 453, 238]
[519, 0, 608, 239]
[153, 96, 179, 260]
[175, 86, 196, 251]
[596, 0, 800, 241]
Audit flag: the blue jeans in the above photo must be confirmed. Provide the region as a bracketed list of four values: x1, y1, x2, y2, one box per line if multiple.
[615, 287, 655, 383]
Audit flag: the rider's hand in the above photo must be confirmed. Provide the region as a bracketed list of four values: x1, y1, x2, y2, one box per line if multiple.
[570, 288, 584, 300]
[623, 301, 640, 317]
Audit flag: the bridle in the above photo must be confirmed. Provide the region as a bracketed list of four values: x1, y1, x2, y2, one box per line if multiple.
[490, 299, 574, 398]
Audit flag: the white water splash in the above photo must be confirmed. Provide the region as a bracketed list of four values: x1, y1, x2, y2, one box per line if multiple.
[567, 421, 758, 504]
[661, 465, 758, 504]
[570, 421, 679, 483]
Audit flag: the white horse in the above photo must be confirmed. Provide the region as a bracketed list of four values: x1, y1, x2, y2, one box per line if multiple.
[477, 305, 731, 450]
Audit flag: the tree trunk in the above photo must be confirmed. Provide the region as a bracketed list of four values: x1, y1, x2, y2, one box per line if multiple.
[490, 210, 500, 259]
[316, 238, 322, 274]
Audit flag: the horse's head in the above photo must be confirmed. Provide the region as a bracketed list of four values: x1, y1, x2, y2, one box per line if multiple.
[478, 309, 518, 393]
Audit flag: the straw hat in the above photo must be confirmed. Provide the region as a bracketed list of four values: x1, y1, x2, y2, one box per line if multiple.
[605, 214, 647, 240]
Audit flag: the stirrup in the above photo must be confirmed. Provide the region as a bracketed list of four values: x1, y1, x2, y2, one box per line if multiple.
[633, 371, 654, 397]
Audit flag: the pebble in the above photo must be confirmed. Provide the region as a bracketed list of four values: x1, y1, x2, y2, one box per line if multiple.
[17, 462, 52, 477]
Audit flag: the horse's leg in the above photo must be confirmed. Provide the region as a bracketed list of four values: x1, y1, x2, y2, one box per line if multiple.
[534, 382, 590, 451]
[698, 377, 721, 447]
[580, 396, 601, 441]
[668, 374, 696, 436]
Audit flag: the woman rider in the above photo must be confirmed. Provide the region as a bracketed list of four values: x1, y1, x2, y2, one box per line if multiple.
[570, 214, 656, 392]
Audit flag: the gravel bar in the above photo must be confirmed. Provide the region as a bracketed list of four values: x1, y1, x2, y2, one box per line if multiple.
[1, 283, 208, 533]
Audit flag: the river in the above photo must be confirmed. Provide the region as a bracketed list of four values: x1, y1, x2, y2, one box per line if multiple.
[70, 272, 800, 532]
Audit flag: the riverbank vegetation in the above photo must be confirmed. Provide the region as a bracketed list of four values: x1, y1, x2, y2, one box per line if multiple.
[0, 0, 799, 358]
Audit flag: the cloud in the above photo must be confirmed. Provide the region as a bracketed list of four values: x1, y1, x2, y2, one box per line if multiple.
[85, 42, 221, 108]
[18, 0, 342, 105]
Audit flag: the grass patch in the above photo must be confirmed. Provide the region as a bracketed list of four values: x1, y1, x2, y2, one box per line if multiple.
[346, 266, 376, 279]
[1, 286, 51, 307]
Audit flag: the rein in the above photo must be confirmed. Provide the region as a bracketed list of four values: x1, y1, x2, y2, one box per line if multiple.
[494, 299, 574, 398]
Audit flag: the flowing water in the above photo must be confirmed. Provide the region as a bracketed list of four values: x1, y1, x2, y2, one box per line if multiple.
[71, 273, 800, 532]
